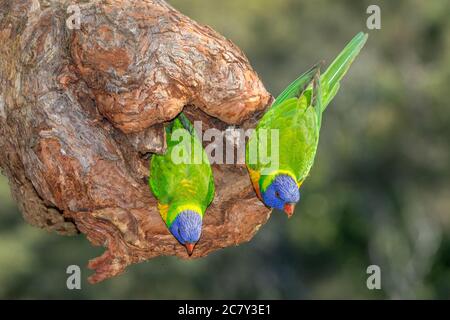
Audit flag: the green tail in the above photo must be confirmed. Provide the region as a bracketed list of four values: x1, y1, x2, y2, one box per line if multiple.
[177, 112, 195, 135]
[166, 112, 196, 137]
[272, 32, 368, 112]
[320, 32, 368, 111]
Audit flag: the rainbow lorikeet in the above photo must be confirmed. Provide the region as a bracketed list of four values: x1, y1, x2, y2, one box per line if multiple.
[149, 113, 215, 255]
[246, 32, 368, 217]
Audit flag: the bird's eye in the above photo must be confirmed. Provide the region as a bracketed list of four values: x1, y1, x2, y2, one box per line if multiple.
[275, 191, 280, 198]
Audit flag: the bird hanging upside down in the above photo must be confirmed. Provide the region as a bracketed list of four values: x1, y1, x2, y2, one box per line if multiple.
[246, 32, 368, 217]
[149, 113, 215, 256]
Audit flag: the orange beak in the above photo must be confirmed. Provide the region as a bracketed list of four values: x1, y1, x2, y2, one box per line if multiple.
[185, 243, 195, 256]
[283, 203, 295, 218]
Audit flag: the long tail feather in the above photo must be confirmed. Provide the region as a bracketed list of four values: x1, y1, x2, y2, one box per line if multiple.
[321, 32, 368, 111]
[177, 112, 195, 135]
[165, 112, 195, 138]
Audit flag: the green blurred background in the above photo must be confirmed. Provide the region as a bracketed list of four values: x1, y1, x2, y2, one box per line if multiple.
[0, 0, 449, 299]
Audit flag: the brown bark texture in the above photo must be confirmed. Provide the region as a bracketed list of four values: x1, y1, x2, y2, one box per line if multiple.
[0, 0, 273, 283]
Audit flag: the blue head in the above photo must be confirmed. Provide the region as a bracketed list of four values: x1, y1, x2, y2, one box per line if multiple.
[261, 174, 300, 217]
[169, 210, 202, 255]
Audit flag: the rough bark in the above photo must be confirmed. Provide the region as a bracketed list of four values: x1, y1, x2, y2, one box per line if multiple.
[0, 0, 272, 283]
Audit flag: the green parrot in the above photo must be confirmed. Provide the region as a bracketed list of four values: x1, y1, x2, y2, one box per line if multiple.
[149, 113, 215, 255]
[246, 32, 368, 217]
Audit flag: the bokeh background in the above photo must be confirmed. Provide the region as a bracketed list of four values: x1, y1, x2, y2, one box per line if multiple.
[0, 0, 449, 299]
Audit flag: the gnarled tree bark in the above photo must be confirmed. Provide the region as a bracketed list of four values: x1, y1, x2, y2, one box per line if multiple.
[0, 0, 273, 283]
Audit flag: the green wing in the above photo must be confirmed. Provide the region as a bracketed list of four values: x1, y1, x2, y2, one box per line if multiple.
[246, 93, 320, 183]
[149, 114, 214, 218]
[271, 64, 321, 108]
[177, 112, 215, 205]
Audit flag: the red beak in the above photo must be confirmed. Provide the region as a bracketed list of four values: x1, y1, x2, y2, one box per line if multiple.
[185, 243, 195, 256]
[283, 203, 295, 218]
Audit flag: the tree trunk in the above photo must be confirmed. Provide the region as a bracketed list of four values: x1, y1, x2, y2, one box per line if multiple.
[0, 0, 272, 283]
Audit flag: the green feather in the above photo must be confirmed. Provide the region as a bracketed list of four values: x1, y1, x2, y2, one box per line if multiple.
[178, 112, 197, 136]
[320, 32, 368, 111]
[272, 64, 321, 108]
